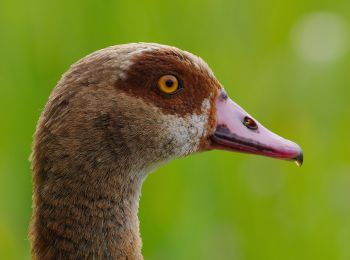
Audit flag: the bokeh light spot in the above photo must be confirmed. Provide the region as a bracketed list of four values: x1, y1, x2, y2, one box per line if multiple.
[291, 12, 349, 63]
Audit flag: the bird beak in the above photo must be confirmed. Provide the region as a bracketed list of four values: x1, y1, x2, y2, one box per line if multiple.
[209, 90, 303, 166]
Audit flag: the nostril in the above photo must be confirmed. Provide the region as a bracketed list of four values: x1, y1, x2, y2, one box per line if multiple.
[243, 116, 258, 130]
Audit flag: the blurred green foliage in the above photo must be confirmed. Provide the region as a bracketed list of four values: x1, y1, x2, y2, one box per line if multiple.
[1, 0, 350, 259]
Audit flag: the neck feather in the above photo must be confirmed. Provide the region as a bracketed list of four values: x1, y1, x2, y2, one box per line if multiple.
[30, 159, 145, 259]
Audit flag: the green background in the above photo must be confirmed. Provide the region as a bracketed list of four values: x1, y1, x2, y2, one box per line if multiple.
[1, 0, 349, 259]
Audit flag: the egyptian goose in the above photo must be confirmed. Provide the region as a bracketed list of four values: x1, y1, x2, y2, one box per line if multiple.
[30, 43, 303, 259]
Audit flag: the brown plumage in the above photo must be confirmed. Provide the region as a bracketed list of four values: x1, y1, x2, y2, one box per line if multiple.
[30, 43, 219, 259]
[30, 43, 302, 259]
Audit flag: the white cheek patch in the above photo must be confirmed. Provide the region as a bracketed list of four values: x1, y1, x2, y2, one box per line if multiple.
[161, 98, 211, 157]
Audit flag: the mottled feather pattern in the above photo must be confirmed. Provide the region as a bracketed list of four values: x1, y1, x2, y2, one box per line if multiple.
[30, 43, 219, 259]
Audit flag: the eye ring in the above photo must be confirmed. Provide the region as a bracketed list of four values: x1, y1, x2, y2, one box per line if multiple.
[243, 116, 258, 130]
[157, 75, 181, 95]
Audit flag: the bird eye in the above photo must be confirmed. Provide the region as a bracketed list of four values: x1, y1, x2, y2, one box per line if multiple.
[158, 75, 180, 94]
[243, 116, 258, 130]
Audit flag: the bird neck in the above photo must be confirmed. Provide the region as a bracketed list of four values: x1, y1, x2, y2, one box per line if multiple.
[30, 161, 146, 259]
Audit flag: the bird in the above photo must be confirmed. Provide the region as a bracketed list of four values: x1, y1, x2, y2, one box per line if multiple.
[30, 43, 303, 259]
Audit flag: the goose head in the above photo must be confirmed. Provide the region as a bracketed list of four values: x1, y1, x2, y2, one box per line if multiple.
[31, 43, 302, 259]
[45, 43, 301, 172]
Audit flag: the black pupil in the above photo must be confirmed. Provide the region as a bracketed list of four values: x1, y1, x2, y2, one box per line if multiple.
[165, 79, 173, 87]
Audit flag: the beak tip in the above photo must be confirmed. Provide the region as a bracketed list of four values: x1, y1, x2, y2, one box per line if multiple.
[294, 151, 304, 167]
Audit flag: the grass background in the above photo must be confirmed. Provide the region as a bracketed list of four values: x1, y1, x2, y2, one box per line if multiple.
[1, 0, 350, 259]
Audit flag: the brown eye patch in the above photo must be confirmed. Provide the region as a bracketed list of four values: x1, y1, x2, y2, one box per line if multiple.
[115, 48, 221, 117]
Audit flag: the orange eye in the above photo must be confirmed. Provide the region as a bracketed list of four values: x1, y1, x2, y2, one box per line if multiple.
[158, 75, 179, 94]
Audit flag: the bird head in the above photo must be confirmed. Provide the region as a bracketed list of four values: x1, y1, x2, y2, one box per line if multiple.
[40, 43, 302, 178]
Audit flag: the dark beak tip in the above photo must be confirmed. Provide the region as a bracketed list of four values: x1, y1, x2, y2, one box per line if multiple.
[294, 151, 304, 167]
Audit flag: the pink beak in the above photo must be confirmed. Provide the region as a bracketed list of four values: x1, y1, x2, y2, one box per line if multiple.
[210, 90, 303, 166]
